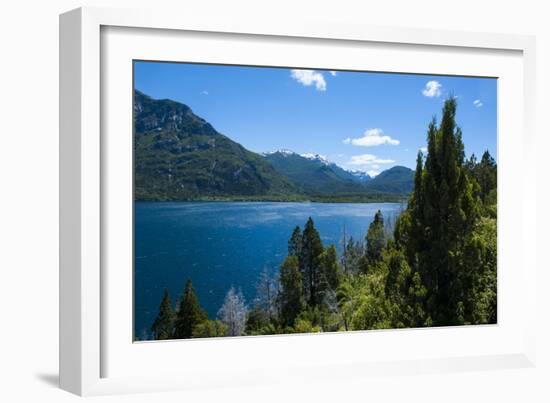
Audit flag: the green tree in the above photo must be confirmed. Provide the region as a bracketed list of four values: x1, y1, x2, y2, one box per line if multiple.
[279, 256, 305, 327]
[192, 320, 228, 338]
[472, 150, 497, 206]
[320, 244, 341, 292]
[299, 217, 325, 306]
[365, 210, 386, 265]
[174, 279, 208, 339]
[245, 307, 273, 335]
[462, 216, 497, 324]
[401, 98, 481, 325]
[151, 288, 176, 340]
[288, 226, 303, 257]
[341, 236, 363, 274]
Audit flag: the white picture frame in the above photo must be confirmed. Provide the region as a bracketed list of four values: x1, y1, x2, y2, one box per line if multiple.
[60, 6, 537, 396]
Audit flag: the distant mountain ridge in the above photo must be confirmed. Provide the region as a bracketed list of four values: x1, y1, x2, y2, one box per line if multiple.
[134, 90, 414, 201]
[365, 166, 415, 194]
[263, 150, 371, 195]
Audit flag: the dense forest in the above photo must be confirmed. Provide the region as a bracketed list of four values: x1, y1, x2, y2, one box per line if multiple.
[143, 97, 497, 341]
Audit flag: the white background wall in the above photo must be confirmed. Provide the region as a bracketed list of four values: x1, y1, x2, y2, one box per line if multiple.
[0, 0, 548, 401]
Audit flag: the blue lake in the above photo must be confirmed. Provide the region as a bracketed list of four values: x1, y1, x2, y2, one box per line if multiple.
[134, 201, 404, 337]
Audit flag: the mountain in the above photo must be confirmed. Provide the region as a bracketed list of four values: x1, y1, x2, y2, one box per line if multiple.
[365, 166, 415, 194]
[348, 170, 372, 183]
[263, 150, 372, 195]
[134, 91, 300, 200]
[134, 90, 413, 201]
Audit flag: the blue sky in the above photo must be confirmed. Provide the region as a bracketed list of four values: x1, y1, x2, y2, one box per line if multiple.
[134, 61, 497, 177]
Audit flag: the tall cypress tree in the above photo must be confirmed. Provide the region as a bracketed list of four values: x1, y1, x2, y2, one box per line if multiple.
[320, 244, 341, 292]
[174, 279, 208, 339]
[151, 288, 176, 340]
[279, 256, 304, 327]
[404, 98, 481, 325]
[299, 217, 324, 306]
[365, 210, 386, 265]
[288, 226, 303, 257]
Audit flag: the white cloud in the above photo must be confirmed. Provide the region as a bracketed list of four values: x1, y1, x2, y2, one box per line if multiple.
[422, 80, 442, 98]
[348, 154, 395, 166]
[346, 154, 395, 177]
[200, 90, 209, 95]
[290, 69, 327, 91]
[473, 99, 483, 108]
[329, 71, 337, 76]
[343, 128, 400, 147]
[420, 146, 428, 153]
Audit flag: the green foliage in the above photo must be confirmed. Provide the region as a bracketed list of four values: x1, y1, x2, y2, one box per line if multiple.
[151, 289, 176, 340]
[245, 307, 275, 335]
[320, 244, 341, 292]
[365, 210, 386, 265]
[279, 256, 305, 327]
[174, 279, 208, 339]
[342, 236, 364, 275]
[293, 318, 322, 334]
[192, 320, 228, 338]
[461, 217, 497, 324]
[288, 226, 302, 257]
[395, 97, 496, 326]
[299, 217, 325, 306]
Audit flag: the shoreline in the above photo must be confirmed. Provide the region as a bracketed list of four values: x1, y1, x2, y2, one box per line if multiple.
[134, 195, 409, 204]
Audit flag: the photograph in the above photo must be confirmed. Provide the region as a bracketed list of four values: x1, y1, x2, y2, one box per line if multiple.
[133, 61, 497, 341]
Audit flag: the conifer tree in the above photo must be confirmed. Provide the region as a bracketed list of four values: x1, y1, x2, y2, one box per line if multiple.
[279, 256, 305, 327]
[403, 98, 481, 325]
[299, 217, 324, 306]
[320, 244, 341, 294]
[365, 210, 386, 264]
[151, 288, 176, 340]
[174, 279, 207, 339]
[475, 150, 497, 204]
[288, 226, 303, 257]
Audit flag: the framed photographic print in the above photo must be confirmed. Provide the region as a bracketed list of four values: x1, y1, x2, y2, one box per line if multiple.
[60, 6, 537, 396]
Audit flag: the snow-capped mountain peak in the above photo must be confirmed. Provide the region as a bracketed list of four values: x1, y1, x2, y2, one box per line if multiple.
[300, 153, 330, 165]
[262, 149, 296, 156]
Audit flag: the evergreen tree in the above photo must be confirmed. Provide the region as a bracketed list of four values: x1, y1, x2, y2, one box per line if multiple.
[320, 244, 341, 292]
[342, 236, 363, 274]
[151, 288, 176, 340]
[402, 97, 481, 325]
[279, 256, 305, 327]
[365, 210, 386, 264]
[299, 217, 325, 306]
[174, 279, 208, 339]
[474, 150, 497, 204]
[288, 226, 303, 257]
